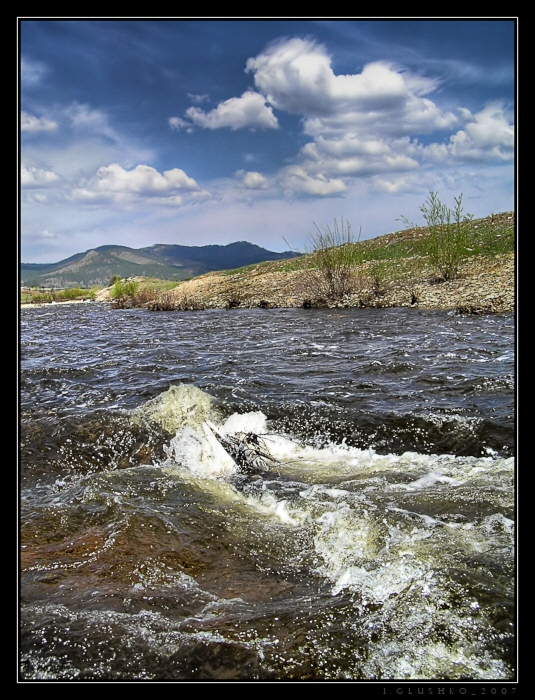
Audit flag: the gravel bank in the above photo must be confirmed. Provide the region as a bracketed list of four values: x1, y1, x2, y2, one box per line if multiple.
[161, 252, 514, 314]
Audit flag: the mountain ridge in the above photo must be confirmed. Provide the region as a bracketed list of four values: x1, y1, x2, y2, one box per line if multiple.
[20, 241, 300, 288]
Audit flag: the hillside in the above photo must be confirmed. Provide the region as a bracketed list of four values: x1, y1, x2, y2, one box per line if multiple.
[20, 241, 300, 289]
[97, 211, 514, 314]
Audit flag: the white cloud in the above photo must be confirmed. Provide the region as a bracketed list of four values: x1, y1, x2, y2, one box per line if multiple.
[71, 163, 202, 207]
[371, 173, 427, 194]
[66, 103, 118, 140]
[168, 116, 190, 131]
[21, 56, 49, 87]
[236, 170, 269, 189]
[21, 165, 61, 188]
[246, 38, 446, 127]
[185, 90, 279, 130]
[162, 36, 511, 204]
[300, 135, 420, 178]
[279, 166, 347, 196]
[421, 103, 514, 164]
[448, 103, 514, 162]
[95, 163, 198, 193]
[21, 111, 58, 133]
[239, 37, 466, 197]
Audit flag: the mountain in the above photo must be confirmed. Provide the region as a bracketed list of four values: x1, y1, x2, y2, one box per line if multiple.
[20, 241, 300, 289]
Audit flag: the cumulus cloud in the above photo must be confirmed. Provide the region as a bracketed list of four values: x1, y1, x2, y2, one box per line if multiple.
[421, 103, 514, 164]
[448, 103, 514, 161]
[185, 90, 279, 130]
[21, 165, 61, 187]
[21, 111, 58, 132]
[72, 163, 201, 206]
[246, 37, 448, 130]
[300, 135, 420, 177]
[166, 36, 506, 200]
[95, 163, 198, 193]
[236, 170, 269, 189]
[239, 37, 468, 197]
[279, 166, 346, 196]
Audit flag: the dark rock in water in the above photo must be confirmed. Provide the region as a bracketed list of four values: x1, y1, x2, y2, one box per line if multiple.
[216, 431, 276, 475]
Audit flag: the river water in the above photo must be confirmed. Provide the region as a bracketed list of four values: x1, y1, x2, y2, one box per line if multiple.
[19, 303, 515, 681]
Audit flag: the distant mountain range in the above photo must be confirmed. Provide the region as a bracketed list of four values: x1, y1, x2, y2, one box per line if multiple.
[20, 241, 301, 288]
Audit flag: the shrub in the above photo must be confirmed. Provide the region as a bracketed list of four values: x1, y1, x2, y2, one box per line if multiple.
[401, 192, 473, 282]
[302, 217, 363, 302]
[146, 290, 177, 311]
[110, 279, 139, 308]
[367, 261, 390, 297]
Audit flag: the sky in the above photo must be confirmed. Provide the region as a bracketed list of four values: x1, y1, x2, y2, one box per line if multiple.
[19, 18, 516, 264]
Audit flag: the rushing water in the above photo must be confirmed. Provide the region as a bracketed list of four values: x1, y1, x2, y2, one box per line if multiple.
[19, 303, 515, 681]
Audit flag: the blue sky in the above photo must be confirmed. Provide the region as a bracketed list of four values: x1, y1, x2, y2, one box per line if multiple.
[20, 18, 516, 263]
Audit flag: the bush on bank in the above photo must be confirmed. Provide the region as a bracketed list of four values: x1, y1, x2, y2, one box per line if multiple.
[21, 287, 97, 304]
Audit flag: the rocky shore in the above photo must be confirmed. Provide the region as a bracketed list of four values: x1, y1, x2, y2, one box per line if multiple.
[145, 251, 514, 314]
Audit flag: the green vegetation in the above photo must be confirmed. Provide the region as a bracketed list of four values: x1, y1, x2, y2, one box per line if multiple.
[193, 201, 513, 309]
[399, 192, 472, 281]
[300, 217, 364, 302]
[218, 203, 511, 281]
[110, 279, 139, 300]
[20, 241, 298, 289]
[256, 195, 513, 306]
[21, 287, 97, 304]
[109, 277, 180, 309]
[296, 218, 362, 304]
[297, 200, 511, 289]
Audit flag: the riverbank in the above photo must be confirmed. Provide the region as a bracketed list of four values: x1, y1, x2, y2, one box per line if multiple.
[20, 298, 96, 309]
[154, 251, 514, 314]
[22, 212, 515, 314]
[25, 252, 513, 314]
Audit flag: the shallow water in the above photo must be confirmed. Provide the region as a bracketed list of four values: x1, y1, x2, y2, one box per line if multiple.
[19, 304, 515, 680]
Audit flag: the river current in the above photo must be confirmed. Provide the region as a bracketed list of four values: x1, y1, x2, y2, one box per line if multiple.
[19, 303, 515, 681]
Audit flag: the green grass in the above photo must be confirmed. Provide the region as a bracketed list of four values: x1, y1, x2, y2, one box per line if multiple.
[219, 210, 513, 282]
[21, 287, 99, 304]
[135, 278, 181, 292]
[219, 261, 279, 276]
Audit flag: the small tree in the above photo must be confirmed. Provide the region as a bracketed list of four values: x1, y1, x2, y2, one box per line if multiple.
[401, 192, 473, 282]
[303, 217, 362, 302]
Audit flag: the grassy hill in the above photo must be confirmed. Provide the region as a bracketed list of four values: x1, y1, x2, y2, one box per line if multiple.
[102, 211, 514, 314]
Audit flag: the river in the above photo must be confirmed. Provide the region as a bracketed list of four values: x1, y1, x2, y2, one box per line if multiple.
[19, 303, 515, 681]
